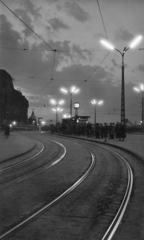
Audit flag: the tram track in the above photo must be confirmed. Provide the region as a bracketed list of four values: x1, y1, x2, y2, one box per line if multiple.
[0, 134, 136, 239]
[0, 140, 66, 192]
[0, 140, 45, 172]
[0, 142, 95, 239]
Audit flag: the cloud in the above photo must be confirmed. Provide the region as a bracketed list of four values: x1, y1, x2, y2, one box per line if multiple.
[14, 0, 42, 36]
[137, 64, 144, 72]
[0, 15, 22, 47]
[20, 0, 41, 18]
[115, 29, 134, 42]
[15, 86, 40, 102]
[49, 17, 70, 30]
[111, 59, 119, 67]
[14, 9, 34, 36]
[64, 1, 90, 22]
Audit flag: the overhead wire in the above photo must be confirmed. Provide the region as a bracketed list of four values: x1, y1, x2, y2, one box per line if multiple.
[78, 51, 111, 86]
[30, 49, 57, 98]
[0, 46, 108, 52]
[96, 0, 108, 40]
[0, 0, 54, 51]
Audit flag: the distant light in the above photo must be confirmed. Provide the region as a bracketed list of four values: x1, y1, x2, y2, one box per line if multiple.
[100, 39, 115, 50]
[98, 100, 103, 105]
[129, 35, 143, 48]
[91, 99, 96, 105]
[12, 121, 16, 125]
[52, 108, 56, 112]
[74, 88, 80, 93]
[51, 99, 56, 104]
[63, 114, 71, 118]
[59, 100, 64, 105]
[91, 99, 104, 105]
[71, 86, 76, 93]
[61, 88, 68, 93]
[41, 121, 46, 125]
[140, 84, 144, 91]
[74, 102, 80, 109]
[134, 87, 140, 92]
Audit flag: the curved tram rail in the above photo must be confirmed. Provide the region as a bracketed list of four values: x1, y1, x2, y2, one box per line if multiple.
[0, 141, 45, 172]
[0, 140, 66, 192]
[100, 145, 133, 240]
[0, 149, 95, 239]
[0, 138, 133, 240]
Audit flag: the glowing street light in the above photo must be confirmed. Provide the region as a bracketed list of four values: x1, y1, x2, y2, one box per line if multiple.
[91, 99, 104, 137]
[60, 86, 80, 117]
[100, 35, 143, 127]
[133, 84, 144, 131]
[50, 99, 64, 124]
[63, 114, 71, 118]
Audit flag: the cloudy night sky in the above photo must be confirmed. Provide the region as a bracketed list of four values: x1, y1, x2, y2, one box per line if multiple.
[0, 0, 144, 124]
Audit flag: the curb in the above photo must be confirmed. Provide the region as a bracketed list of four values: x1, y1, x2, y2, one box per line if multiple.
[0, 143, 36, 163]
[55, 133, 144, 165]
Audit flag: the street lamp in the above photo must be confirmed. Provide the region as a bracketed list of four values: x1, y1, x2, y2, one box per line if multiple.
[50, 99, 64, 124]
[134, 84, 144, 131]
[60, 86, 80, 117]
[100, 35, 143, 127]
[91, 99, 103, 130]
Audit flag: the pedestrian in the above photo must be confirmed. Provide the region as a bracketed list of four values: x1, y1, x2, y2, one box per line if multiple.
[103, 123, 108, 142]
[4, 124, 10, 138]
[119, 124, 126, 141]
[110, 123, 115, 139]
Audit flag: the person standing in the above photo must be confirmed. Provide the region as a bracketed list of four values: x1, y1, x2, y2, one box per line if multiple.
[103, 123, 108, 142]
[4, 124, 10, 138]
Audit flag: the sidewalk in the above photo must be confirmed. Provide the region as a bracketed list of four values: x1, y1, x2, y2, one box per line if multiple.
[59, 133, 144, 160]
[0, 131, 143, 163]
[90, 133, 144, 160]
[0, 131, 36, 162]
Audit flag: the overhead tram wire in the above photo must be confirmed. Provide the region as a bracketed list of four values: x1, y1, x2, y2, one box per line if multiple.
[0, 0, 54, 51]
[0, 46, 109, 52]
[30, 48, 57, 100]
[96, 0, 108, 40]
[78, 51, 111, 87]
[51, 49, 57, 81]
[0, 47, 53, 52]
[9, 51, 110, 84]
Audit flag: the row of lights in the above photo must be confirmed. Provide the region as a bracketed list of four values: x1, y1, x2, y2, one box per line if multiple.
[40, 35, 143, 125]
[50, 86, 104, 124]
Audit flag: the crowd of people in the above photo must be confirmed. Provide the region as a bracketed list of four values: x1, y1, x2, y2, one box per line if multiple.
[50, 121, 126, 141]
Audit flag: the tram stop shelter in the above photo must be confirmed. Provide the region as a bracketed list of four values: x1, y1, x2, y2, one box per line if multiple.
[62, 116, 90, 124]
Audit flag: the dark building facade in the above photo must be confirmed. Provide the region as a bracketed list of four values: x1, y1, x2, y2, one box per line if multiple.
[0, 69, 29, 125]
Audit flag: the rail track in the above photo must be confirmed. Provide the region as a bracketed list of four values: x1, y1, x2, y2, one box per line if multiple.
[0, 139, 66, 191]
[0, 134, 134, 239]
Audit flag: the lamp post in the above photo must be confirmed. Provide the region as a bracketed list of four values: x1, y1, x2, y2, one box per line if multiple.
[91, 99, 103, 136]
[100, 35, 143, 127]
[60, 86, 80, 117]
[134, 84, 144, 131]
[52, 107, 63, 124]
[50, 99, 64, 124]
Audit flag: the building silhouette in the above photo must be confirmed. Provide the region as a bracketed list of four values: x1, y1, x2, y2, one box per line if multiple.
[0, 69, 29, 125]
[28, 110, 37, 125]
